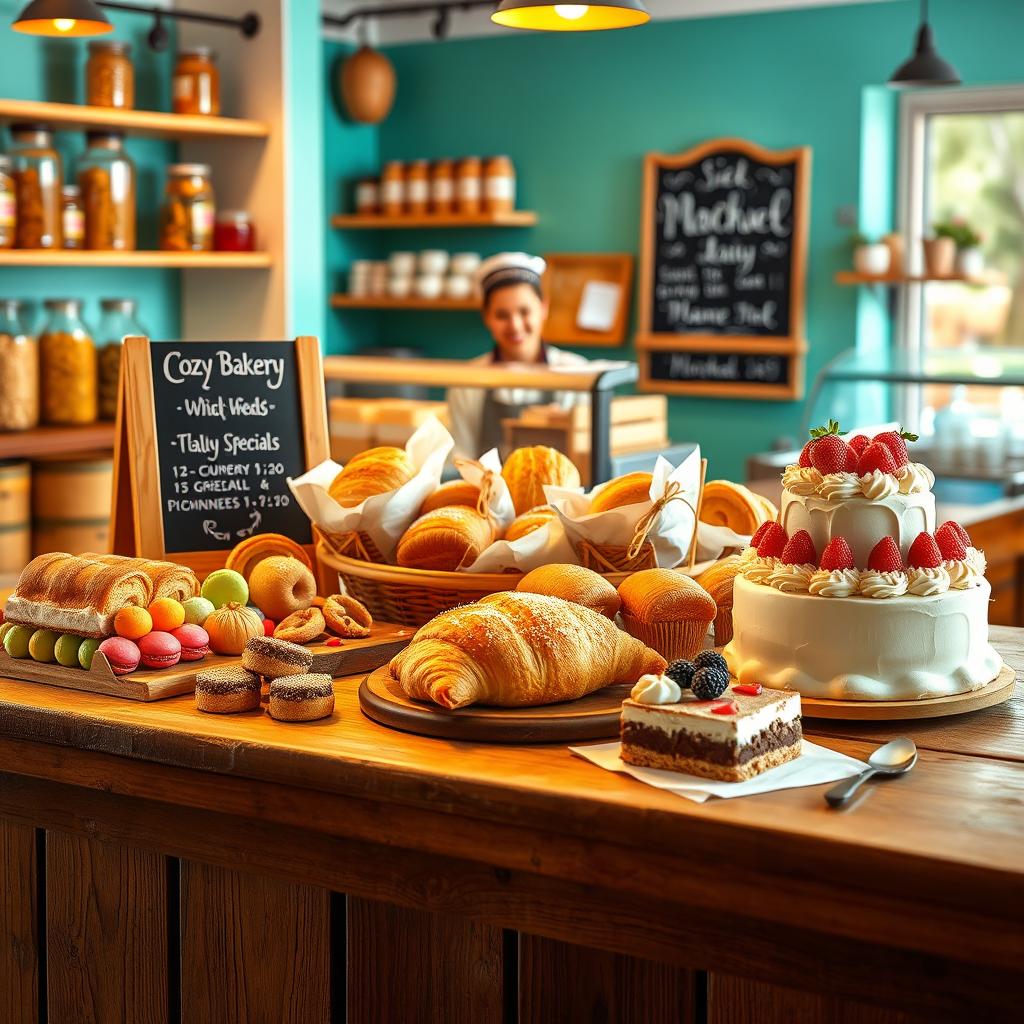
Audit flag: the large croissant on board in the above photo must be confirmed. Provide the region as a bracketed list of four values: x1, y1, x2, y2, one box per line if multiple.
[389, 591, 666, 709]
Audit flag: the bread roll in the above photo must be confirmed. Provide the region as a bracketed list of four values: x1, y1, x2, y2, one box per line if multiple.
[516, 564, 621, 619]
[502, 446, 580, 515]
[589, 472, 653, 514]
[396, 506, 495, 571]
[695, 555, 744, 645]
[617, 568, 716, 661]
[506, 505, 556, 542]
[419, 479, 481, 517]
[329, 446, 415, 507]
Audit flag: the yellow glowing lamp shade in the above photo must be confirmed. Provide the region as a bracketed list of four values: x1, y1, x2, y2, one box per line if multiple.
[12, 0, 112, 37]
[492, 0, 650, 31]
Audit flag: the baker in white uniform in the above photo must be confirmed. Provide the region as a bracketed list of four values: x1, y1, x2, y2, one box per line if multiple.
[447, 252, 590, 461]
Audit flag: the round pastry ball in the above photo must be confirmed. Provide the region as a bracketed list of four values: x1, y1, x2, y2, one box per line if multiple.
[248, 556, 317, 621]
[502, 446, 580, 515]
[589, 472, 654, 514]
[329, 446, 415, 507]
[516, 564, 621, 619]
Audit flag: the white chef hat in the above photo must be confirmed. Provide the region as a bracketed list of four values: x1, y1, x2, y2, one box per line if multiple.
[475, 252, 546, 303]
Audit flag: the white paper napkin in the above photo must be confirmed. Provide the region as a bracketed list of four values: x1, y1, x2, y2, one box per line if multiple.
[569, 739, 867, 803]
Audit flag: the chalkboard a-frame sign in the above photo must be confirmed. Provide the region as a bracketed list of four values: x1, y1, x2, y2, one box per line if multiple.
[636, 138, 811, 400]
[110, 336, 330, 579]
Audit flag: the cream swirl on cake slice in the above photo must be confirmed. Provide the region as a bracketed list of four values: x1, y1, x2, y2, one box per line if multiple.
[895, 462, 935, 495]
[781, 464, 823, 496]
[859, 469, 899, 501]
[766, 562, 815, 593]
[860, 570, 909, 599]
[809, 568, 861, 597]
[906, 566, 951, 596]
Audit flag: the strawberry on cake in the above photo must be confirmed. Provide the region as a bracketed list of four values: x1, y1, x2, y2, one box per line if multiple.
[725, 423, 1001, 701]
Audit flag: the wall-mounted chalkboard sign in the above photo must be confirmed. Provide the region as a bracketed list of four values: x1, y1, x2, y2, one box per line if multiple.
[637, 138, 810, 400]
[648, 349, 791, 388]
[110, 336, 330, 579]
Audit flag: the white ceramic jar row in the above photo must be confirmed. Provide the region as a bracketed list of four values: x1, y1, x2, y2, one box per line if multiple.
[349, 251, 481, 301]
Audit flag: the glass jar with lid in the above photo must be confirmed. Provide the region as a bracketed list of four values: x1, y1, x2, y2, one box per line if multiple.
[78, 131, 136, 250]
[214, 210, 255, 252]
[0, 156, 15, 249]
[9, 123, 62, 249]
[159, 163, 215, 251]
[39, 299, 97, 425]
[62, 186, 84, 250]
[172, 48, 220, 116]
[96, 298, 146, 421]
[0, 300, 39, 431]
[86, 40, 134, 109]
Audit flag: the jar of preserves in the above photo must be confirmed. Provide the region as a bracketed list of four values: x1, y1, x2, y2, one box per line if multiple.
[62, 186, 85, 250]
[483, 155, 516, 214]
[159, 163, 215, 251]
[86, 40, 134, 109]
[213, 210, 255, 252]
[355, 178, 378, 215]
[455, 156, 482, 216]
[0, 300, 38, 431]
[0, 156, 15, 249]
[430, 159, 454, 216]
[9, 123, 62, 249]
[96, 298, 145, 421]
[172, 48, 220, 116]
[380, 161, 405, 218]
[78, 131, 136, 251]
[406, 160, 429, 217]
[39, 299, 96, 425]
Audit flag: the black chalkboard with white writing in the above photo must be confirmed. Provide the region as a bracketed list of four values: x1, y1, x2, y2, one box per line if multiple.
[149, 341, 313, 554]
[648, 350, 791, 387]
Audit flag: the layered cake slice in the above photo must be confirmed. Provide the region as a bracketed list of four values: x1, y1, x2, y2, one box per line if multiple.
[620, 678, 802, 782]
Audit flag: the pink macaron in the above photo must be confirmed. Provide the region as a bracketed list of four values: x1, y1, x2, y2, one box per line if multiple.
[137, 631, 181, 670]
[97, 636, 141, 676]
[170, 624, 209, 662]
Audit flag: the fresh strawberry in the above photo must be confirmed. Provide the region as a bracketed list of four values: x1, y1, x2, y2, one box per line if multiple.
[867, 537, 903, 573]
[873, 426, 919, 469]
[820, 537, 855, 571]
[781, 529, 816, 565]
[843, 445, 859, 472]
[857, 441, 898, 476]
[936, 520, 972, 549]
[935, 523, 969, 560]
[847, 434, 870, 458]
[755, 522, 788, 559]
[908, 531, 942, 569]
[798, 439, 815, 468]
[750, 521, 775, 547]
[806, 419, 850, 475]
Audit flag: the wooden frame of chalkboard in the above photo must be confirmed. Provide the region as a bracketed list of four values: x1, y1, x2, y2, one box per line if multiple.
[110, 336, 330, 581]
[636, 137, 811, 400]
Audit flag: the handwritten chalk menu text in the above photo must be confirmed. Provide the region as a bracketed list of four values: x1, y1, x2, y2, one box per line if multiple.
[150, 341, 312, 553]
[638, 139, 810, 400]
[649, 350, 791, 387]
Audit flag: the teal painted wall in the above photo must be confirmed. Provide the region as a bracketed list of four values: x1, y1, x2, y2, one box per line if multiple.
[323, 0, 1024, 476]
[0, 3, 180, 341]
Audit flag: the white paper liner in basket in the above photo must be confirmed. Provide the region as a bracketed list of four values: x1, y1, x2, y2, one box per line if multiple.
[288, 416, 454, 563]
[453, 448, 517, 534]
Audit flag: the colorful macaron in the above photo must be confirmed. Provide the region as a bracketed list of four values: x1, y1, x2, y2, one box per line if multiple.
[171, 624, 210, 662]
[195, 667, 262, 714]
[241, 636, 313, 679]
[97, 636, 141, 676]
[268, 673, 335, 722]
[137, 631, 182, 670]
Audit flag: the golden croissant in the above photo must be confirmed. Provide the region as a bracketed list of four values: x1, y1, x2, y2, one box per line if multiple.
[389, 591, 666, 709]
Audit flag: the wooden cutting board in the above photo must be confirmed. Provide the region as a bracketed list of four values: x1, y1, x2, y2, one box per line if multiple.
[359, 665, 629, 744]
[0, 622, 414, 702]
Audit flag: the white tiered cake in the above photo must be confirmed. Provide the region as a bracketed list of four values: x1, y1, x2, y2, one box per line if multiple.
[724, 424, 1001, 701]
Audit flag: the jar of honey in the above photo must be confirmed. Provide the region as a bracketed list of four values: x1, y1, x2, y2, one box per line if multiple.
[159, 163, 215, 251]
[380, 161, 405, 218]
[214, 210, 255, 252]
[406, 160, 429, 216]
[483, 155, 516, 214]
[86, 40, 134, 109]
[0, 156, 15, 249]
[430, 159, 454, 216]
[455, 156, 482, 216]
[61, 186, 84, 249]
[172, 48, 220, 116]
[39, 299, 97, 425]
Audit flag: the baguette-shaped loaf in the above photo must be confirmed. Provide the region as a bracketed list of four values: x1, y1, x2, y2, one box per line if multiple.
[396, 506, 495, 571]
[329, 446, 415, 507]
[589, 472, 654, 514]
[81, 553, 199, 601]
[505, 505, 556, 542]
[502, 446, 580, 515]
[390, 591, 665, 709]
[516, 564, 621, 618]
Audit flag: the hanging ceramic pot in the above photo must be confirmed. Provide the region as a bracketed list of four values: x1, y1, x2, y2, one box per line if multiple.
[339, 45, 396, 124]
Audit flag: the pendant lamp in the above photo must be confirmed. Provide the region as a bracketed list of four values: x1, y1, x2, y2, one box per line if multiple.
[491, 1, 649, 32]
[888, 0, 960, 87]
[12, 0, 112, 37]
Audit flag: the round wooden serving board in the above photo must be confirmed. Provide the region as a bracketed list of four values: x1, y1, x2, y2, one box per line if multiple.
[800, 662, 1016, 721]
[358, 665, 629, 744]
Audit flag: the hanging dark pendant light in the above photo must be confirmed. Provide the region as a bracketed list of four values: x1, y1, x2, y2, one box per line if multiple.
[888, 0, 960, 87]
[491, 0, 650, 32]
[12, 0, 112, 37]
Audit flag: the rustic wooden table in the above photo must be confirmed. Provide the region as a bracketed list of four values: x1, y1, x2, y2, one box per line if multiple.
[1, 626, 1022, 1024]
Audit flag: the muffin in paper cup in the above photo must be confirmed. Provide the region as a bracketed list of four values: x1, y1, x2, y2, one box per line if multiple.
[619, 613, 711, 662]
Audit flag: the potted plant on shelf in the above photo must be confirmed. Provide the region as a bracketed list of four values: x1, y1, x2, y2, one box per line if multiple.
[851, 232, 891, 277]
[928, 218, 982, 278]
[944, 218, 985, 278]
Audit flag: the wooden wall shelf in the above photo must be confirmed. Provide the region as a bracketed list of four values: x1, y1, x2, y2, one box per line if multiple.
[330, 294, 477, 311]
[0, 98, 269, 140]
[0, 251, 272, 269]
[835, 270, 1003, 286]
[331, 212, 537, 230]
[0, 423, 116, 460]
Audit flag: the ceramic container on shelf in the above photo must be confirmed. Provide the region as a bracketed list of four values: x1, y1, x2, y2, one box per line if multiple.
[483, 155, 516, 214]
[445, 275, 472, 300]
[389, 251, 416, 277]
[415, 275, 443, 300]
[923, 236, 956, 277]
[455, 157, 482, 215]
[406, 161, 430, 216]
[419, 250, 449, 276]
[882, 232, 905, 275]
[853, 242, 891, 277]
[369, 261, 389, 296]
[450, 252, 481, 276]
[430, 159, 454, 215]
[355, 178, 378, 215]
[380, 162, 405, 217]
[957, 247, 985, 279]
[388, 277, 413, 299]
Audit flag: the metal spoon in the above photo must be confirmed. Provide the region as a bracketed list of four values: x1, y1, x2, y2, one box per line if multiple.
[825, 737, 918, 808]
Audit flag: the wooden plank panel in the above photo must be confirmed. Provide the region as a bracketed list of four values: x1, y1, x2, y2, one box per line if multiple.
[46, 831, 167, 1024]
[348, 897, 504, 1024]
[0, 819, 38, 1024]
[179, 861, 329, 1024]
[519, 934, 694, 1024]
